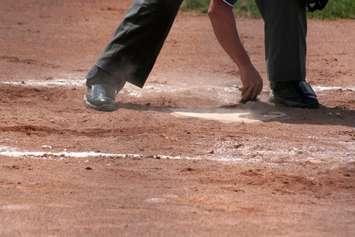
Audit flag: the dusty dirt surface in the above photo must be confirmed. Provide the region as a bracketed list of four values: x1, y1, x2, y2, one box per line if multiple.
[0, 0, 354, 236]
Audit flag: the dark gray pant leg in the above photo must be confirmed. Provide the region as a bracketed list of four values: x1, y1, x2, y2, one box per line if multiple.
[88, 0, 183, 88]
[255, 0, 307, 85]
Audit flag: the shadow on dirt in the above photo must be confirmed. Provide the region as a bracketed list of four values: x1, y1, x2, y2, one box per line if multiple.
[119, 101, 355, 128]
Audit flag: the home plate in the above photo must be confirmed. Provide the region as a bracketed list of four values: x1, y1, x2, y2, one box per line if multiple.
[171, 108, 287, 123]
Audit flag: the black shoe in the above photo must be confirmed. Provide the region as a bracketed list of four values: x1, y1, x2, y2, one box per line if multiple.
[85, 83, 119, 112]
[271, 81, 320, 109]
[84, 66, 126, 111]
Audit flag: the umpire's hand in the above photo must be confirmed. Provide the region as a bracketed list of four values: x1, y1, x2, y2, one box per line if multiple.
[239, 64, 263, 103]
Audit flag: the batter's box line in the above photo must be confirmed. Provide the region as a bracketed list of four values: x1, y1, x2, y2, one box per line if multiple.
[0, 79, 354, 93]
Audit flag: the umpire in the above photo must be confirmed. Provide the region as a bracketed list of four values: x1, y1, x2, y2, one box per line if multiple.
[85, 0, 328, 111]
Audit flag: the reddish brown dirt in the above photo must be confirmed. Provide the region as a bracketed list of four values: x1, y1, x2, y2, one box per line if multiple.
[0, 1, 354, 236]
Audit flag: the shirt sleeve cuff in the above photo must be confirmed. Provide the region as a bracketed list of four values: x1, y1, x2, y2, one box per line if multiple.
[222, 0, 237, 7]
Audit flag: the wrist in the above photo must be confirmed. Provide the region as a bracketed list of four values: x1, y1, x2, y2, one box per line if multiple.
[237, 59, 254, 72]
[234, 50, 253, 69]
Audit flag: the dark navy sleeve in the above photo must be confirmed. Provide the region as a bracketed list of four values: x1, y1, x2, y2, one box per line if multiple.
[223, 0, 238, 7]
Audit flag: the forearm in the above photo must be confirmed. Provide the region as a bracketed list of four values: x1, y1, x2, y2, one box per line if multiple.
[208, 0, 252, 69]
[208, 0, 263, 102]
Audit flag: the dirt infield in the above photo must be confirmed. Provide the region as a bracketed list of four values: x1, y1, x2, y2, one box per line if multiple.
[0, 1, 354, 236]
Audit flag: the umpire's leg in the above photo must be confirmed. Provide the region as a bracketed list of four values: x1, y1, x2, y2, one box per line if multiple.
[87, 0, 183, 88]
[255, 0, 307, 85]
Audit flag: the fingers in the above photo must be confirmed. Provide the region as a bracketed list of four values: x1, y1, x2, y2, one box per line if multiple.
[240, 86, 253, 103]
[250, 83, 259, 101]
[240, 79, 263, 103]
[239, 66, 263, 103]
[257, 79, 263, 95]
[253, 79, 263, 99]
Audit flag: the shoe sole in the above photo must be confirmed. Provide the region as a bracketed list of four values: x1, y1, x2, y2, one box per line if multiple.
[84, 96, 118, 112]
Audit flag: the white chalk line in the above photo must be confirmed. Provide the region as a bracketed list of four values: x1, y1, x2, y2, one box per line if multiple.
[0, 145, 181, 160]
[0, 145, 256, 163]
[0, 145, 226, 162]
[313, 85, 355, 92]
[0, 143, 353, 164]
[213, 138, 355, 164]
[1, 79, 354, 93]
[1, 79, 85, 87]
